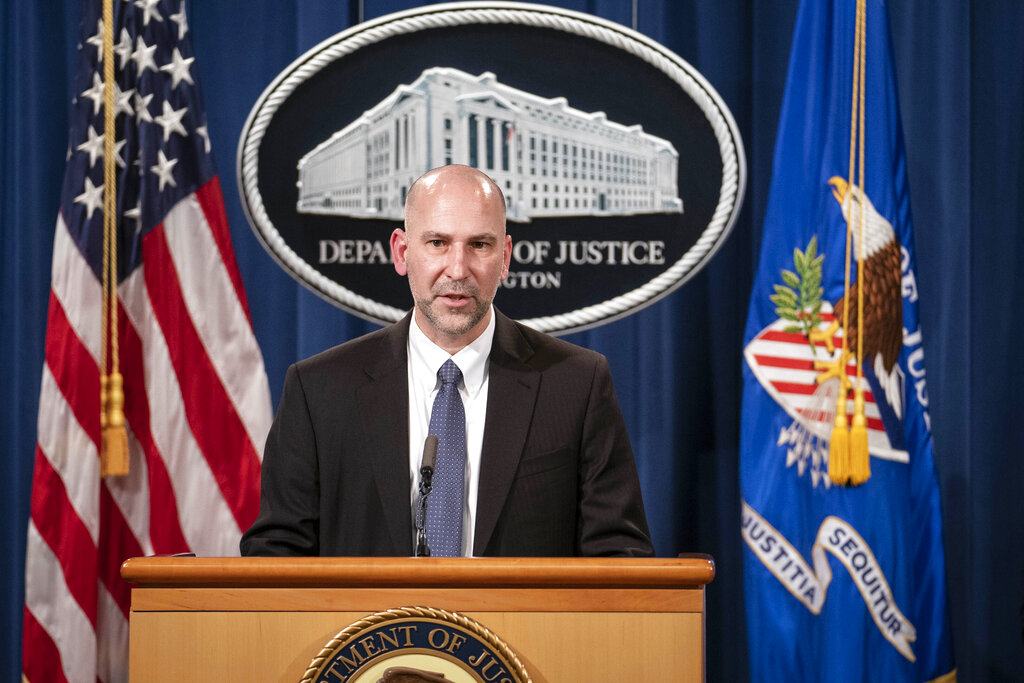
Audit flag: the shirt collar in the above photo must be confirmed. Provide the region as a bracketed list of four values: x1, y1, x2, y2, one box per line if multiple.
[408, 307, 495, 397]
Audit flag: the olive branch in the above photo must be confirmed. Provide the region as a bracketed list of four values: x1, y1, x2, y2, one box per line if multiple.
[771, 235, 825, 353]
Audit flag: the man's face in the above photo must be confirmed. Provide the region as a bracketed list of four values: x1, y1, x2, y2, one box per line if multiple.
[391, 168, 511, 353]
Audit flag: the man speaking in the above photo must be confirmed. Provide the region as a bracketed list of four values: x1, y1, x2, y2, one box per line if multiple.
[241, 165, 653, 557]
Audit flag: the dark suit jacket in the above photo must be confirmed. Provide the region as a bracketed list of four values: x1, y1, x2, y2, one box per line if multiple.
[240, 309, 653, 557]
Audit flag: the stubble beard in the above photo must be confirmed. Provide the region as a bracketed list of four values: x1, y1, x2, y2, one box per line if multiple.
[415, 281, 493, 340]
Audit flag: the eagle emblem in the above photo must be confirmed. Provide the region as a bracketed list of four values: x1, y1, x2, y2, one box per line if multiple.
[822, 177, 905, 421]
[743, 177, 910, 488]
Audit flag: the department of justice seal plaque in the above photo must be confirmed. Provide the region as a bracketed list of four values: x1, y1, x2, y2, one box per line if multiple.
[238, 1, 745, 335]
[301, 607, 531, 683]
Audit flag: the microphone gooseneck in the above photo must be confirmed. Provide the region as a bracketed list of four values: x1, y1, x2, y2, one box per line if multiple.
[415, 434, 439, 557]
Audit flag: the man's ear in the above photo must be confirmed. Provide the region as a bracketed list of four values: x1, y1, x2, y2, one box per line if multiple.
[501, 234, 512, 280]
[391, 228, 408, 276]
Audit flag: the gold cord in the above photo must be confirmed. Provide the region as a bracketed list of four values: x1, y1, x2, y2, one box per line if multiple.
[849, 0, 871, 484]
[100, 0, 129, 476]
[830, 0, 870, 486]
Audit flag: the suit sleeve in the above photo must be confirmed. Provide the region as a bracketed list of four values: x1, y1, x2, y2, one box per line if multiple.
[240, 363, 320, 556]
[576, 355, 655, 557]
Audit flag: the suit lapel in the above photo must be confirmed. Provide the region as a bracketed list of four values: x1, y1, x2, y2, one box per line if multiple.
[357, 315, 414, 555]
[474, 311, 539, 555]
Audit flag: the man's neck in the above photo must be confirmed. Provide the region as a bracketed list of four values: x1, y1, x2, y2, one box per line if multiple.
[413, 308, 493, 356]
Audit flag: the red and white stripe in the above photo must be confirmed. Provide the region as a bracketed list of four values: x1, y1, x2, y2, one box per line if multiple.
[744, 310, 908, 463]
[23, 178, 271, 683]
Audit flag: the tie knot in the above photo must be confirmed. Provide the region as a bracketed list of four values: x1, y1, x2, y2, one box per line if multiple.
[438, 359, 462, 387]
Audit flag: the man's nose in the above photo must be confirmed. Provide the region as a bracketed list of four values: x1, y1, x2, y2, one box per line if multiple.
[444, 245, 468, 279]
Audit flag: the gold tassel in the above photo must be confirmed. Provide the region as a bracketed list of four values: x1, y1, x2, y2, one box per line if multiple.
[826, 0, 872, 489]
[101, 372, 130, 477]
[846, 0, 870, 488]
[828, 0, 863, 491]
[848, 392, 871, 485]
[828, 394, 850, 486]
[98, 0, 130, 477]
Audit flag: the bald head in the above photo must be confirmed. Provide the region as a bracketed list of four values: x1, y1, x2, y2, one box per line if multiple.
[404, 165, 506, 234]
[390, 165, 512, 354]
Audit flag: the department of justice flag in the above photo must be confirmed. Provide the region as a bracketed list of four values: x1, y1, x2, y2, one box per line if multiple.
[22, 1, 272, 680]
[740, 0, 955, 680]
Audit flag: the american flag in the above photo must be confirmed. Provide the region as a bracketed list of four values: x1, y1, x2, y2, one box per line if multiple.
[22, 1, 272, 681]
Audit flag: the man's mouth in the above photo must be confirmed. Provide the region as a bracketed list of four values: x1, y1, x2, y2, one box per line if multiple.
[438, 292, 472, 307]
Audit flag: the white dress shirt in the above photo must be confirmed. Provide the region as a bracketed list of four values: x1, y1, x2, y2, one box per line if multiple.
[406, 308, 495, 556]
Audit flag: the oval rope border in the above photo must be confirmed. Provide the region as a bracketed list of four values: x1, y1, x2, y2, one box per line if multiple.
[299, 605, 533, 683]
[238, 1, 746, 334]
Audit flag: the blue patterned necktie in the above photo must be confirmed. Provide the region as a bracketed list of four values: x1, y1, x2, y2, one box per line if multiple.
[425, 359, 466, 557]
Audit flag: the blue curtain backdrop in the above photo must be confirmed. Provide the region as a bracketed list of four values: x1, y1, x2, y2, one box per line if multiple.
[2, 1, 1021, 680]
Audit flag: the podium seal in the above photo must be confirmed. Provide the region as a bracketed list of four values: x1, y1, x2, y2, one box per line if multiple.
[301, 606, 532, 683]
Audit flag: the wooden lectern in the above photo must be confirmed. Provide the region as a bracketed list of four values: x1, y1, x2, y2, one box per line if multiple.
[121, 555, 714, 681]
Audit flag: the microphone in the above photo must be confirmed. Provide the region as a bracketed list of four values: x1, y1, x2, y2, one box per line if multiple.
[415, 435, 439, 557]
[420, 434, 438, 487]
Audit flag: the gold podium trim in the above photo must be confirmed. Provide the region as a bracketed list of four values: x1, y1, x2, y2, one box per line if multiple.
[122, 555, 715, 587]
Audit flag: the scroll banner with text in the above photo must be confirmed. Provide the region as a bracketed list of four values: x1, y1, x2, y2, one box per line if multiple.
[238, 1, 745, 334]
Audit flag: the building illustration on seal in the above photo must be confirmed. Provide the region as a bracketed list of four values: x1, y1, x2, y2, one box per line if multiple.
[296, 66, 683, 222]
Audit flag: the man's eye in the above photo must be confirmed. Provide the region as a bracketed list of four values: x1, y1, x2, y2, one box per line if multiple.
[429, 240, 444, 247]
